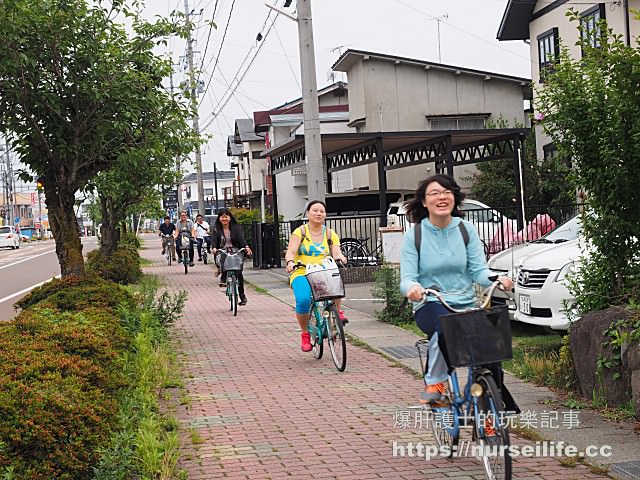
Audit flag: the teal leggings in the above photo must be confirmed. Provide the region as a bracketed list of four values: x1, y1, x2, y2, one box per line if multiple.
[292, 276, 313, 314]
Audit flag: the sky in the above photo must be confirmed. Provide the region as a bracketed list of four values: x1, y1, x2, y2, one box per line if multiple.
[145, 0, 532, 173]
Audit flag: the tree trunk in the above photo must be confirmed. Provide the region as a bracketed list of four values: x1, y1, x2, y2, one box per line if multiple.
[99, 198, 120, 257]
[46, 186, 84, 277]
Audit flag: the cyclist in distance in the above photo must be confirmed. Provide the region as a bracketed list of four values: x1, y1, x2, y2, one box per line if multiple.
[194, 214, 212, 262]
[211, 208, 252, 305]
[284, 200, 348, 352]
[399, 174, 515, 406]
[159, 215, 177, 262]
[174, 210, 196, 267]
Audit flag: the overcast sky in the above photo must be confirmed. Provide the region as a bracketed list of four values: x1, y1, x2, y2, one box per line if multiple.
[147, 0, 531, 172]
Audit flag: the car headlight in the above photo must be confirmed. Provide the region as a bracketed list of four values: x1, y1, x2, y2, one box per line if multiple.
[555, 262, 575, 282]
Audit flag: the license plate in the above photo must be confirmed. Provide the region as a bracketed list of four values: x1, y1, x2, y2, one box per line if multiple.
[519, 294, 531, 315]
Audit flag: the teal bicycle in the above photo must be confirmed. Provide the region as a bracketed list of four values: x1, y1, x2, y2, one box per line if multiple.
[415, 278, 513, 480]
[217, 248, 247, 316]
[293, 262, 347, 372]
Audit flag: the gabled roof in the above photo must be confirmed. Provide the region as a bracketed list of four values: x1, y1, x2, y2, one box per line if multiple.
[234, 118, 263, 143]
[227, 135, 242, 156]
[332, 49, 531, 85]
[253, 104, 349, 132]
[271, 81, 347, 111]
[496, 0, 537, 41]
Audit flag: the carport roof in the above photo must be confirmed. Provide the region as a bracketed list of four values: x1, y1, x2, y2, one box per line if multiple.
[262, 129, 530, 174]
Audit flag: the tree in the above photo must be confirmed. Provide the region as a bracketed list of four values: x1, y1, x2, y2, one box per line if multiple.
[0, 0, 188, 276]
[535, 11, 640, 308]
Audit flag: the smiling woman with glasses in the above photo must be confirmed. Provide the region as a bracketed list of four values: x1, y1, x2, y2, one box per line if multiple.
[399, 174, 515, 408]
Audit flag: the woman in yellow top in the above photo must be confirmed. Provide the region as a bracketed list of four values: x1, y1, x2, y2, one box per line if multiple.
[284, 200, 348, 352]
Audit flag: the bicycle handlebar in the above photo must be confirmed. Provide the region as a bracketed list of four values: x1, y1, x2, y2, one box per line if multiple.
[420, 276, 508, 313]
[291, 258, 344, 271]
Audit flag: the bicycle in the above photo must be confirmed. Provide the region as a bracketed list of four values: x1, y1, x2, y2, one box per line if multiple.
[339, 236, 381, 267]
[177, 234, 193, 275]
[414, 278, 513, 480]
[161, 234, 174, 266]
[217, 248, 247, 316]
[197, 236, 211, 264]
[292, 260, 347, 371]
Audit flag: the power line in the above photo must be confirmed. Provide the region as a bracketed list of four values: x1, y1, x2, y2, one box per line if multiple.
[201, 11, 279, 131]
[274, 26, 301, 91]
[197, 0, 221, 76]
[205, 0, 237, 84]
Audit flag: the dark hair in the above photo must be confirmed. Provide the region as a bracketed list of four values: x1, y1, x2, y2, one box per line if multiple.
[404, 174, 465, 224]
[164, 216, 170, 220]
[215, 208, 238, 230]
[196, 214, 203, 219]
[305, 200, 327, 213]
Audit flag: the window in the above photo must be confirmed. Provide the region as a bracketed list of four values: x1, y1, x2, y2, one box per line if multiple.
[537, 28, 559, 82]
[543, 143, 558, 161]
[203, 188, 214, 196]
[430, 117, 485, 131]
[580, 4, 605, 50]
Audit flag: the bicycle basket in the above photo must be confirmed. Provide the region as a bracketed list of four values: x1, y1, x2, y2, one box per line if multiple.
[178, 234, 191, 250]
[220, 252, 244, 272]
[306, 268, 345, 301]
[438, 306, 512, 368]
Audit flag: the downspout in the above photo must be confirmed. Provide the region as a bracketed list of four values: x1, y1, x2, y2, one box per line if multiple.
[624, 0, 631, 47]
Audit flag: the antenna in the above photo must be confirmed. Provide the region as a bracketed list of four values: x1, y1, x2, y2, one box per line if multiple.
[433, 14, 448, 63]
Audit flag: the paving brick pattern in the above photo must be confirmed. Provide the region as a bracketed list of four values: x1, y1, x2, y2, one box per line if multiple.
[141, 239, 608, 480]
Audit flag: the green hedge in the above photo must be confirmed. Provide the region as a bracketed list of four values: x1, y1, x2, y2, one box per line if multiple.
[86, 246, 142, 285]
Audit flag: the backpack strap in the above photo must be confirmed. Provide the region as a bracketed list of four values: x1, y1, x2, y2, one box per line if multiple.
[414, 221, 469, 263]
[297, 224, 333, 255]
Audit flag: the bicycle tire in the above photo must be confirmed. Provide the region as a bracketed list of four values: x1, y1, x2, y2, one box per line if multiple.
[230, 276, 238, 316]
[326, 304, 347, 371]
[430, 402, 459, 457]
[340, 240, 370, 267]
[184, 253, 188, 275]
[309, 308, 323, 359]
[474, 372, 512, 480]
[203, 251, 208, 265]
[167, 250, 171, 266]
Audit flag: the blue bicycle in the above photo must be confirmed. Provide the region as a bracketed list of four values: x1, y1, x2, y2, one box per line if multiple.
[415, 279, 513, 480]
[293, 262, 347, 371]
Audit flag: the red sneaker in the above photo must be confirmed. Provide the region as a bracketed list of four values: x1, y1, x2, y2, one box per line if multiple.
[338, 310, 349, 325]
[301, 332, 312, 352]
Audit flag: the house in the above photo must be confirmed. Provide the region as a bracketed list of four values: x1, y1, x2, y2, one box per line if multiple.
[331, 49, 532, 194]
[497, 0, 640, 160]
[226, 82, 350, 219]
[180, 170, 235, 217]
[227, 119, 266, 211]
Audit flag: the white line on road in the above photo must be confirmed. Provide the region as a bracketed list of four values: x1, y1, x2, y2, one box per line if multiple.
[0, 249, 57, 271]
[0, 275, 61, 304]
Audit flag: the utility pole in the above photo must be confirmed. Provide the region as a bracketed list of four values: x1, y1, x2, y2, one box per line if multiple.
[169, 67, 183, 214]
[293, 0, 325, 202]
[184, 0, 205, 215]
[213, 162, 219, 214]
[433, 14, 448, 63]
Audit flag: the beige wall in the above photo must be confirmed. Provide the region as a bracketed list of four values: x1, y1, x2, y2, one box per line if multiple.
[530, 1, 640, 160]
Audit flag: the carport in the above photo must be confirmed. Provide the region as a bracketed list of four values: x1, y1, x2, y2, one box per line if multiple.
[263, 128, 530, 229]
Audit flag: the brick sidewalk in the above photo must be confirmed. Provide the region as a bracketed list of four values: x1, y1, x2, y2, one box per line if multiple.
[141, 238, 608, 480]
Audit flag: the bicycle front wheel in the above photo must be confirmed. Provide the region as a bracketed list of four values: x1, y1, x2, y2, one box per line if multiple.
[230, 276, 238, 316]
[474, 373, 511, 480]
[430, 402, 459, 457]
[326, 305, 347, 371]
[183, 254, 188, 275]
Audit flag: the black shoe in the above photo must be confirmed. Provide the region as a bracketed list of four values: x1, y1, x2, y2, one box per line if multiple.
[198, 257, 202, 261]
[239, 295, 247, 305]
[161, 249, 165, 255]
[189, 262, 195, 267]
[172, 258, 177, 262]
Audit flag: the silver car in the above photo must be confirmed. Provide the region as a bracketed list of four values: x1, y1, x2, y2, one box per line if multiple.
[0, 225, 21, 249]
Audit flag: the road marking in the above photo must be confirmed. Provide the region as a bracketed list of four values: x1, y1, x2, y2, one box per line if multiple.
[345, 298, 384, 301]
[0, 249, 57, 271]
[0, 275, 61, 304]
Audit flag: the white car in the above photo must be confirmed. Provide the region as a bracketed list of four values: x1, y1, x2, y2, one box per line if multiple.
[0, 226, 21, 249]
[513, 238, 583, 331]
[387, 198, 518, 252]
[487, 215, 582, 318]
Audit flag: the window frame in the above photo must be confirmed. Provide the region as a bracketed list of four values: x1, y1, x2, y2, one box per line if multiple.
[580, 4, 606, 52]
[537, 27, 560, 83]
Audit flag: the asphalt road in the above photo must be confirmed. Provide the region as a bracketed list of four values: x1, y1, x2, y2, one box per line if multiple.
[0, 237, 99, 320]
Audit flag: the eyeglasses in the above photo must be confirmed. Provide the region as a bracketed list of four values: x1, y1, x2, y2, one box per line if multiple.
[425, 189, 453, 198]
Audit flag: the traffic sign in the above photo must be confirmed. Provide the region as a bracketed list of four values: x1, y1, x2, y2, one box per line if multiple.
[14, 217, 20, 223]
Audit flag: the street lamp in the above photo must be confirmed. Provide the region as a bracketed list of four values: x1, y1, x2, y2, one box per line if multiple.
[36, 178, 44, 238]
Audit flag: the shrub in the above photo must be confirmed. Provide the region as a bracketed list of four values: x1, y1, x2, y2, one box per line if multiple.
[371, 264, 414, 325]
[15, 275, 108, 310]
[119, 232, 141, 249]
[86, 247, 142, 285]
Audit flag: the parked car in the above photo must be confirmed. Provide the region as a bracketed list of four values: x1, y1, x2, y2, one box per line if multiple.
[387, 198, 518, 254]
[487, 215, 582, 319]
[513, 238, 583, 331]
[0, 225, 21, 249]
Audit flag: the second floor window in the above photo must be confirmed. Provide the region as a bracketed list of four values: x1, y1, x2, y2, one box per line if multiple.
[430, 117, 485, 130]
[580, 4, 605, 50]
[537, 27, 559, 82]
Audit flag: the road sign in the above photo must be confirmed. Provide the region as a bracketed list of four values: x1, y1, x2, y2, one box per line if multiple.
[14, 217, 20, 223]
[163, 187, 179, 210]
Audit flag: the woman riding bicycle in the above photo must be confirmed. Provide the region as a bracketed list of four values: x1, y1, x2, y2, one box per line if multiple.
[211, 208, 252, 306]
[174, 210, 196, 267]
[399, 174, 514, 405]
[284, 200, 348, 352]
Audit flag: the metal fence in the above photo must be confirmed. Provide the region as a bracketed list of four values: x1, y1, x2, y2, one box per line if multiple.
[251, 203, 581, 268]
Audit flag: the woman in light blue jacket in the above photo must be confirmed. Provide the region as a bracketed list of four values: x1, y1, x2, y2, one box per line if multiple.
[400, 174, 513, 405]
